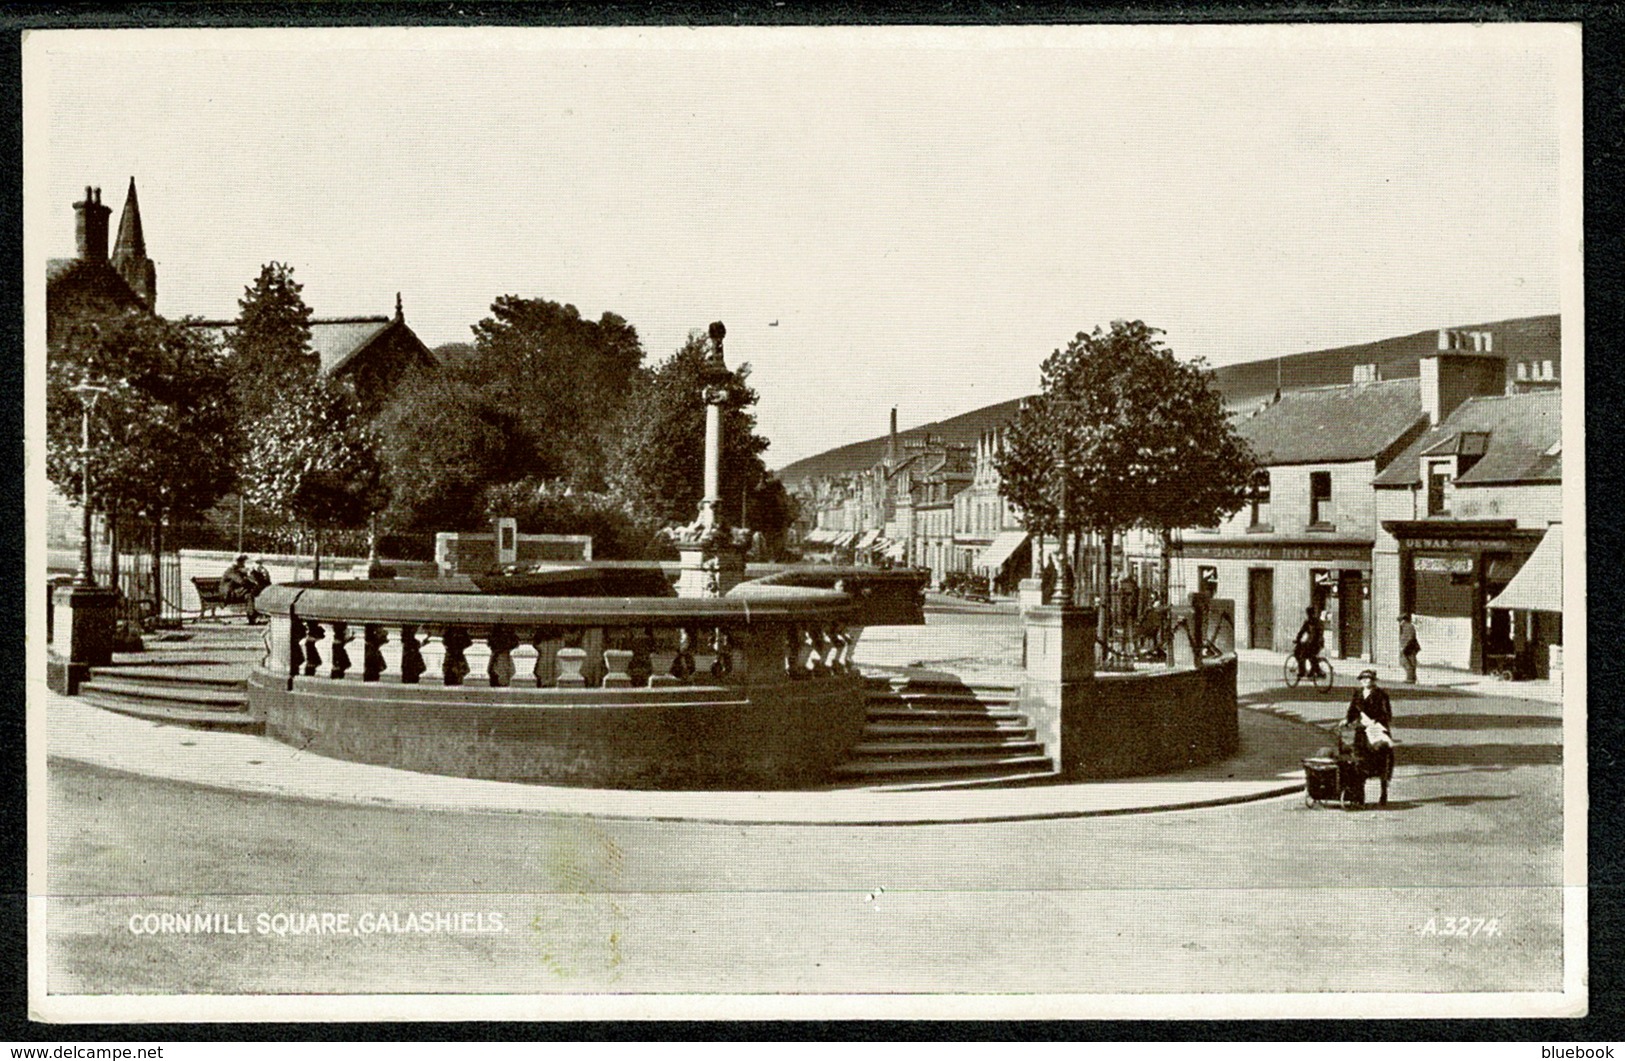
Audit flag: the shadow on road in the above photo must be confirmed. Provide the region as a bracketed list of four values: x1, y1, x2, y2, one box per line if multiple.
[1392, 743, 1562, 767]
[1395, 713, 1562, 731]
[1337, 793, 1520, 812]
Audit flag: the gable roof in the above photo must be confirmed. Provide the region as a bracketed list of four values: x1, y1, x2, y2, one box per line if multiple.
[184, 314, 434, 377]
[46, 257, 147, 311]
[1235, 378, 1426, 466]
[1373, 391, 1561, 487]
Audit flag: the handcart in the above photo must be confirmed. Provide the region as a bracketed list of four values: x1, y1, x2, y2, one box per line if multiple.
[1301, 756, 1347, 809]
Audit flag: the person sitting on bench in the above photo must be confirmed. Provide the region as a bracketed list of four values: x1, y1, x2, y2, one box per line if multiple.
[221, 554, 264, 623]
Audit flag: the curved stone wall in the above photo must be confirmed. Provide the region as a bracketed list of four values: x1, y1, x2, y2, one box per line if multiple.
[247, 579, 872, 790]
[1062, 657, 1239, 779]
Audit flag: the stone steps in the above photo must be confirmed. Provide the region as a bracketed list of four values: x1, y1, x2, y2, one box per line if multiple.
[831, 753, 1053, 782]
[833, 684, 1053, 786]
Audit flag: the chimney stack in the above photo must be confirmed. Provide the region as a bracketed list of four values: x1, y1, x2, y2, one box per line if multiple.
[888, 406, 898, 468]
[1420, 353, 1505, 426]
[74, 186, 111, 261]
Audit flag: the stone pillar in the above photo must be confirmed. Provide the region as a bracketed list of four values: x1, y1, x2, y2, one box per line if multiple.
[47, 583, 118, 694]
[1017, 577, 1044, 615]
[492, 516, 518, 569]
[1018, 603, 1096, 775]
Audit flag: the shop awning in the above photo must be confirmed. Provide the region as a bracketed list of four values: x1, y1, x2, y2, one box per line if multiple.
[855, 529, 882, 550]
[1488, 526, 1563, 613]
[975, 530, 1030, 573]
[885, 538, 908, 560]
[804, 528, 833, 544]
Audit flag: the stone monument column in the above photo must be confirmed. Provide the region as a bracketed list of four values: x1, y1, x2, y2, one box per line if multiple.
[673, 321, 749, 599]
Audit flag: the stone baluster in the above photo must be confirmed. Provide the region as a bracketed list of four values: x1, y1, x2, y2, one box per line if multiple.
[840, 626, 865, 672]
[629, 627, 654, 687]
[670, 626, 697, 682]
[487, 625, 518, 688]
[329, 621, 353, 679]
[302, 622, 325, 677]
[805, 627, 828, 676]
[823, 624, 846, 673]
[555, 645, 588, 688]
[602, 646, 635, 688]
[441, 626, 472, 686]
[400, 624, 426, 684]
[531, 626, 560, 688]
[289, 617, 306, 675]
[710, 627, 733, 679]
[362, 624, 388, 682]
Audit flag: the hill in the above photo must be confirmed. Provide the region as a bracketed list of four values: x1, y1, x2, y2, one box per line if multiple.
[775, 314, 1560, 489]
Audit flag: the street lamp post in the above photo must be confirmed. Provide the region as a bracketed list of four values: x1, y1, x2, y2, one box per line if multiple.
[1057, 445, 1073, 606]
[71, 378, 108, 588]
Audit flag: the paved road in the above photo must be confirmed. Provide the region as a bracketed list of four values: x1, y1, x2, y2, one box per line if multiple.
[43, 606, 1568, 1001]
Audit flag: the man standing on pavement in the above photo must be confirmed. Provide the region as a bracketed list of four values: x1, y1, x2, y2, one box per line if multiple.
[1398, 613, 1420, 683]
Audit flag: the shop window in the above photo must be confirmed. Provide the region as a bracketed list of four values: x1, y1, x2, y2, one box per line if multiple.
[1309, 471, 1332, 526]
[1412, 554, 1474, 617]
[1427, 460, 1451, 516]
[1248, 471, 1271, 528]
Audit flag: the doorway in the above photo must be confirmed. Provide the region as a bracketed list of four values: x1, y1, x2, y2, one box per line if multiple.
[1338, 570, 1364, 659]
[1248, 567, 1274, 650]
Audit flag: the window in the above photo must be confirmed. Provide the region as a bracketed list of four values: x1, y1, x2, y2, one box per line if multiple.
[1309, 471, 1332, 526]
[1197, 565, 1218, 597]
[1426, 460, 1451, 516]
[1249, 471, 1271, 528]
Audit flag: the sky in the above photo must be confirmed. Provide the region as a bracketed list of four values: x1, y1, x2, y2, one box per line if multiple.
[27, 25, 1576, 468]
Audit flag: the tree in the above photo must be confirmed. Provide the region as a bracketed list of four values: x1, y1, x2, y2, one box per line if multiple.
[239, 375, 385, 579]
[376, 365, 539, 533]
[228, 262, 315, 418]
[464, 296, 645, 489]
[609, 332, 792, 546]
[47, 310, 240, 596]
[996, 321, 1256, 643]
[480, 480, 666, 560]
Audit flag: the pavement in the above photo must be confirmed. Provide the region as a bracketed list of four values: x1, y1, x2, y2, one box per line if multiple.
[41, 605, 1557, 826]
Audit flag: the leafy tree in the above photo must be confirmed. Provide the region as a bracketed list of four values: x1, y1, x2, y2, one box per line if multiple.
[228, 262, 315, 418]
[47, 310, 240, 594]
[610, 332, 791, 545]
[376, 365, 539, 533]
[464, 296, 645, 488]
[240, 375, 385, 579]
[996, 321, 1256, 639]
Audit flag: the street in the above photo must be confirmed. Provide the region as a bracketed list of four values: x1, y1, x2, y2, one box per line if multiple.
[44, 605, 1565, 998]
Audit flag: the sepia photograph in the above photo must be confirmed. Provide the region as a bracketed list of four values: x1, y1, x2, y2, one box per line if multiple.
[25, 22, 1584, 1022]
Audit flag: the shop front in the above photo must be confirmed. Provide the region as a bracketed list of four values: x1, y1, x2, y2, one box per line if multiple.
[1172, 538, 1373, 658]
[1382, 520, 1545, 674]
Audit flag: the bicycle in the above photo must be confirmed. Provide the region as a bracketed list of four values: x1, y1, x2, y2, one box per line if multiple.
[1283, 651, 1336, 693]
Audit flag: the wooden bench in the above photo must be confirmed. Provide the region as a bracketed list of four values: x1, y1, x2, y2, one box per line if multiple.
[191, 576, 251, 622]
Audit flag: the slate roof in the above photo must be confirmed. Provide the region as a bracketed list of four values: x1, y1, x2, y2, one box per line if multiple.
[1234, 378, 1426, 466]
[185, 315, 420, 376]
[1372, 391, 1561, 487]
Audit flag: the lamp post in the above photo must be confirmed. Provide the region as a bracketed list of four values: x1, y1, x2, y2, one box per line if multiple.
[70, 377, 108, 588]
[1056, 444, 1073, 606]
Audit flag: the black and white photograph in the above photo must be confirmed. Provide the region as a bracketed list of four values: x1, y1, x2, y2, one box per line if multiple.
[26, 23, 1583, 1021]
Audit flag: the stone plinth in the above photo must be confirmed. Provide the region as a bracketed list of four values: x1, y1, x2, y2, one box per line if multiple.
[47, 583, 118, 695]
[676, 544, 747, 599]
[1018, 603, 1097, 774]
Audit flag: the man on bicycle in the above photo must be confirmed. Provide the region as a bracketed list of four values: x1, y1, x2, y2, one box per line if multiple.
[1294, 604, 1326, 679]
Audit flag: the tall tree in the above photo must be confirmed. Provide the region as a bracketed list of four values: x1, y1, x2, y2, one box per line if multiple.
[47, 310, 241, 595]
[228, 262, 315, 418]
[239, 375, 385, 578]
[464, 297, 645, 488]
[610, 332, 790, 546]
[996, 321, 1256, 639]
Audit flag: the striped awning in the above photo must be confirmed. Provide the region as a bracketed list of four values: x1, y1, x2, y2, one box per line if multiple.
[885, 538, 908, 560]
[1488, 525, 1562, 613]
[855, 529, 882, 550]
[975, 530, 1030, 573]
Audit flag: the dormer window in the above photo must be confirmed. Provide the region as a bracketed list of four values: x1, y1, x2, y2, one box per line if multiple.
[1456, 430, 1490, 475]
